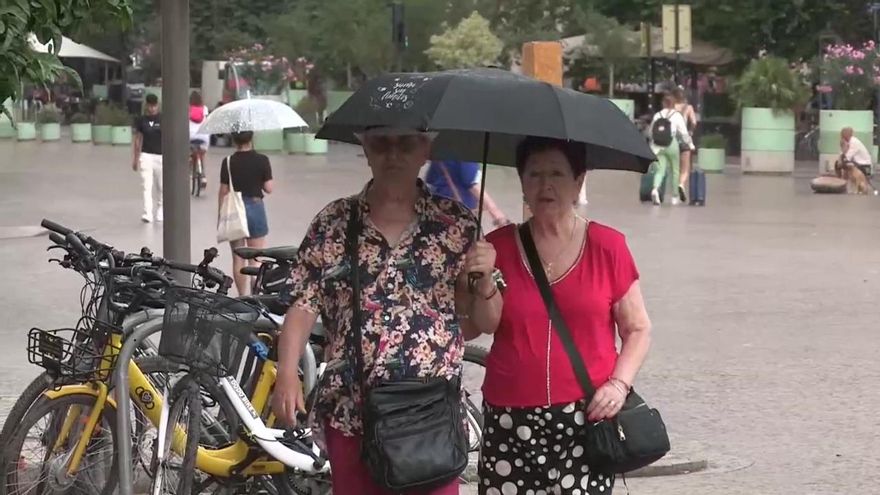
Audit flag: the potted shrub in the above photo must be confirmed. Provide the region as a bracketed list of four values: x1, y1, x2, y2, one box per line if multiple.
[815, 41, 880, 173]
[16, 116, 36, 141]
[93, 104, 113, 144]
[69, 113, 92, 142]
[697, 134, 727, 173]
[37, 106, 62, 141]
[284, 128, 307, 154]
[110, 106, 132, 145]
[732, 56, 810, 174]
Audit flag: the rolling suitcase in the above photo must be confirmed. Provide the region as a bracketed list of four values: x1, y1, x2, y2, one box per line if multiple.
[639, 165, 667, 203]
[689, 167, 707, 206]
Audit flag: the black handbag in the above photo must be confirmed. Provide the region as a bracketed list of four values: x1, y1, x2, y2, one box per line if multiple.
[345, 205, 468, 491]
[519, 223, 670, 474]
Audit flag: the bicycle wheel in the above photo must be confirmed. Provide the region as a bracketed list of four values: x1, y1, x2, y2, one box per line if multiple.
[3, 393, 118, 495]
[191, 161, 199, 197]
[150, 375, 202, 495]
[462, 344, 487, 452]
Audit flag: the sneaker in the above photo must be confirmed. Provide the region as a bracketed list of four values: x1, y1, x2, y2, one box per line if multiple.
[650, 189, 661, 205]
[678, 185, 687, 203]
[671, 197, 680, 206]
[200, 177, 208, 187]
[141, 214, 152, 223]
[156, 208, 163, 223]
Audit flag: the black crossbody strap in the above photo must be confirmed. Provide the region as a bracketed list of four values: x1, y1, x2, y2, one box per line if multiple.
[346, 202, 366, 390]
[518, 223, 597, 400]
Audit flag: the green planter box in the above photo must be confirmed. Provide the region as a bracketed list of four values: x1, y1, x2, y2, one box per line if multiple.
[697, 148, 725, 173]
[740, 107, 795, 174]
[93, 125, 112, 144]
[111, 126, 132, 145]
[288, 89, 308, 107]
[327, 91, 354, 114]
[16, 122, 36, 141]
[254, 130, 284, 152]
[818, 109, 873, 173]
[285, 133, 306, 154]
[609, 98, 635, 120]
[40, 123, 61, 141]
[0, 119, 14, 139]
[304, 134, 328, 154]
[71, 123, 92, 143]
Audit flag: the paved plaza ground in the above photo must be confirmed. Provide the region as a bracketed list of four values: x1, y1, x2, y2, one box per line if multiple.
[1, 137, 879, 494]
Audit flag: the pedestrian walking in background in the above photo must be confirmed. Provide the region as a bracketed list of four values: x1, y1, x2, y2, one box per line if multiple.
[218, 131, 274, 295]
[424, 160, 510, 229]
[132, 93, 163, 223]
[649, 94, 693, 205]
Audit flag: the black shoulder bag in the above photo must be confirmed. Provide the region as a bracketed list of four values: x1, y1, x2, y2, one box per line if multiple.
[346, 205, 468, 491]
[519, 223, 670, 473]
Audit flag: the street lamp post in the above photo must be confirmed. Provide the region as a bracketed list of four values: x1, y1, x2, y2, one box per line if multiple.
[161, 0, 191, 267]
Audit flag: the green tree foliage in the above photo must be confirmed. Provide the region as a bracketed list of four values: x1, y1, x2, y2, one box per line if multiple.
[731, 56, 810, 111]
[425, 12, 503, 69]
[0, 0, 132, 110]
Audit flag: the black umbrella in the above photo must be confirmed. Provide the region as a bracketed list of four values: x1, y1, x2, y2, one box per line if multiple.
[317, 68, 655, 226]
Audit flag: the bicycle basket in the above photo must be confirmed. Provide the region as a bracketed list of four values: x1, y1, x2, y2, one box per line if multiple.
[27, 318, 119, 383]
[159, 287, 262, 376]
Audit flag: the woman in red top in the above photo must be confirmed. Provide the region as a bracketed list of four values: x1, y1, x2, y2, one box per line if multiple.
[465, 136, 653, 495]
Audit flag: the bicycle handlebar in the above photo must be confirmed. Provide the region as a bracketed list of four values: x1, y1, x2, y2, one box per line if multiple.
[41, 219, 72, 236]
[48, 232, 67, 246]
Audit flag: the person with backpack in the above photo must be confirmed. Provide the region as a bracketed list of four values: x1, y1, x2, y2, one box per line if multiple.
[648, 94, 694, 205]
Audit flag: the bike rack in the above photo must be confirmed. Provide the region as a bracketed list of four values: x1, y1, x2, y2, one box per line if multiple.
[114, 315, 317, 494]
[114, 318, 165, 495]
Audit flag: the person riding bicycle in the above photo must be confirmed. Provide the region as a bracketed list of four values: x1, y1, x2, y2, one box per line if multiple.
[189, 91, 210, 188]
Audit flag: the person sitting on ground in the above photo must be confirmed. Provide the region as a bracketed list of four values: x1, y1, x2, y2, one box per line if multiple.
[837, 127, 873, 178]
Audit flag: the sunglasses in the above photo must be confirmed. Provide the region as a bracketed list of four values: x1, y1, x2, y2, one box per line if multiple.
[364, 135, 423, 155]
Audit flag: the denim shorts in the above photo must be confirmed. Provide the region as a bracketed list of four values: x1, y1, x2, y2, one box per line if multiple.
[243, 196, 268, 238]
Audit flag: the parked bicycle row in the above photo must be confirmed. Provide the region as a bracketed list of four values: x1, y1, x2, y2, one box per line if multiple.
[0, 220, 488, 494]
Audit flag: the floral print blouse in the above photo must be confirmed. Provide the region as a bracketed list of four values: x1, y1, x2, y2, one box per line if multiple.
[283, 180, 478, 436]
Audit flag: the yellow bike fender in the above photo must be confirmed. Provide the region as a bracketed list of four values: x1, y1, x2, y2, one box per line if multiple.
[42, 386, 119, 409]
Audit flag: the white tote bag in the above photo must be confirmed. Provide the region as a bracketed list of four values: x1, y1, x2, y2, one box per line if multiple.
[217, 155, 250, 243]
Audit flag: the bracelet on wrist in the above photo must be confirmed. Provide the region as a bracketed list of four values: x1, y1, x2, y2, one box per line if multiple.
[608, 376, 631, 395]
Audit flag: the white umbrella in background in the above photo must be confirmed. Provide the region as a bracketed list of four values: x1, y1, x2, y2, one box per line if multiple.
[198, 98, 308, 134]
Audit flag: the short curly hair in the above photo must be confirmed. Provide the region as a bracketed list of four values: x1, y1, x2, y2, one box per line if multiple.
[515, 136, 587, 178]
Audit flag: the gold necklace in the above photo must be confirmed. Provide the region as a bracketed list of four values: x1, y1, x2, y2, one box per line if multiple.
[540, 215, 578, 278]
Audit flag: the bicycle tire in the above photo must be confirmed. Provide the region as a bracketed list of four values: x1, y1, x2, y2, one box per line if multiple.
[0, 342, 160, 464]
[463, 343, 487, 430]
[151, 375, 202, 495]
[3, 392, 119, 495]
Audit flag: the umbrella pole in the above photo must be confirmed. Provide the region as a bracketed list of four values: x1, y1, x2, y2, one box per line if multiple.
[475, 132, 490, 238]
[468, 132, 490, 294]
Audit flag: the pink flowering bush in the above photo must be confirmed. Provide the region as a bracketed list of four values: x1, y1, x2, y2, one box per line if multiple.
[226, 43, 293, 95]
[820, 41, 880, 110]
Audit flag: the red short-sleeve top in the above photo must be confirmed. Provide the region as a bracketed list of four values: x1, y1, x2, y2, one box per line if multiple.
[482, 222, 640, 407]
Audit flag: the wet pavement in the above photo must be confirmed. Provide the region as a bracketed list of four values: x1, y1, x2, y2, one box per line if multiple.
[1, 138, 879, 494]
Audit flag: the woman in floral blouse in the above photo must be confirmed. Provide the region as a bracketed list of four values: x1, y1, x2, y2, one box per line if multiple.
[273, 126, 501, 495]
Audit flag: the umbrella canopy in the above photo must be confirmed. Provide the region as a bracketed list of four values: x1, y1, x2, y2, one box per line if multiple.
[29, 35, 119, 62]
[198, 98, 308, 134]
[316, 68, 655, 173]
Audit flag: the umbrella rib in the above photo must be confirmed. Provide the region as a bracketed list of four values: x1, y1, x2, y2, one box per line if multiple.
[549, 84, 570, 142]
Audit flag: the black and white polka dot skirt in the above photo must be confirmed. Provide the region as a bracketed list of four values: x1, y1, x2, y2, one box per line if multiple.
[478, 401, 615, 495]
